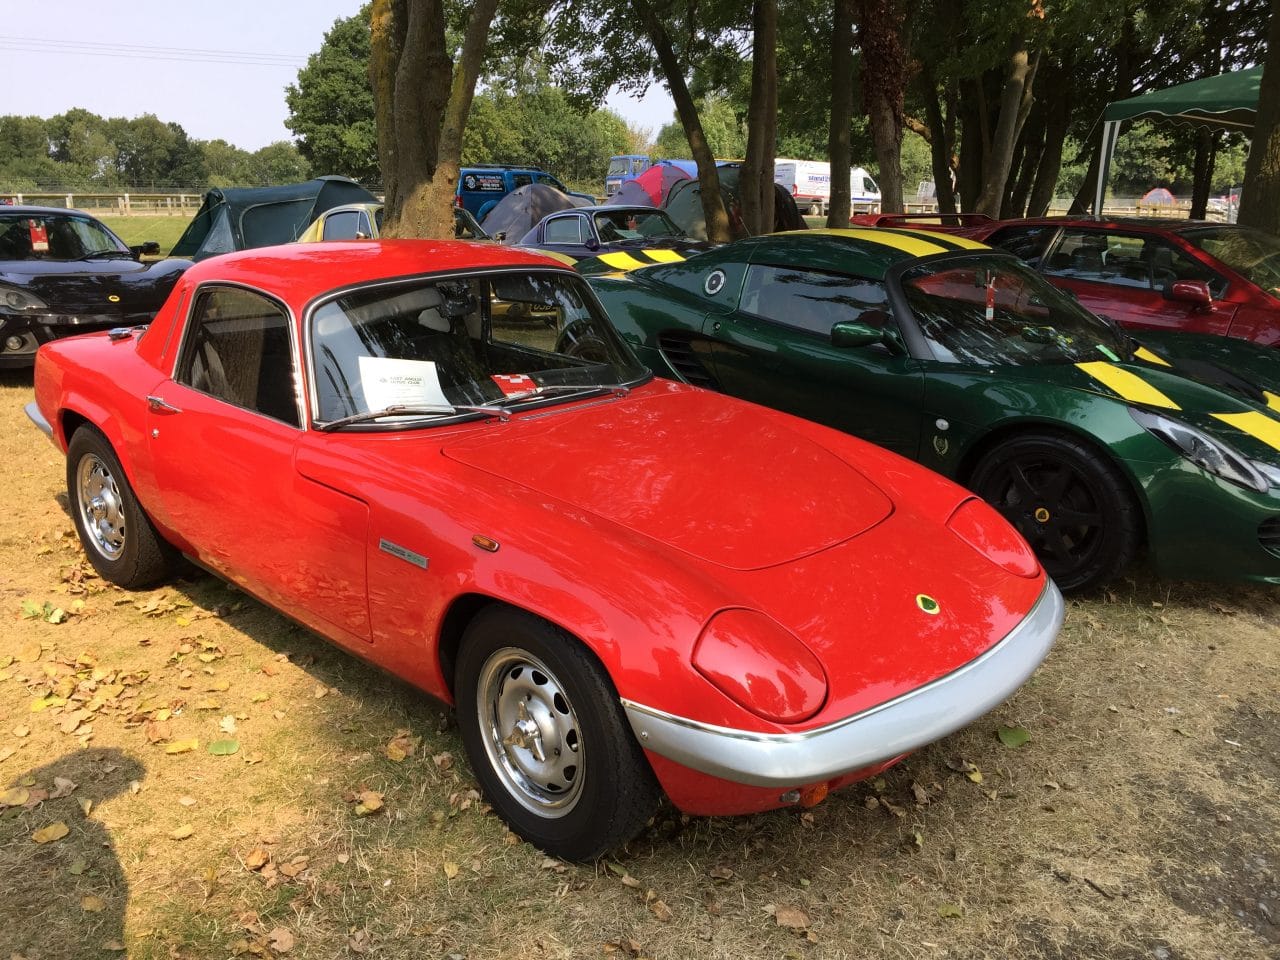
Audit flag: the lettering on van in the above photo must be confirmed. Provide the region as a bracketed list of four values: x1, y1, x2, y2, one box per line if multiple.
[463, 174, 505, 192]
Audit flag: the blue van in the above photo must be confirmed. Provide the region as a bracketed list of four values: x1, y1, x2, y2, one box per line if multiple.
[457, 166, 595, 222]
[605, 155, 653, 196]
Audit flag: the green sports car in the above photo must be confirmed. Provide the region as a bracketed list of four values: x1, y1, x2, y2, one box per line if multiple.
[581, 229, 1280, 591]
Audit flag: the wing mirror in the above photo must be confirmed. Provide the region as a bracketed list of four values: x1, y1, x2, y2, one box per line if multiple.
[830, 320, 884, 349]
[1166, 280, 1212, 308]
[584, 237, 600, 251]
[131, 241, 161, 258]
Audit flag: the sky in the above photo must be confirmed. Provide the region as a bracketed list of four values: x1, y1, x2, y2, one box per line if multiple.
[2, 1, 675, 151]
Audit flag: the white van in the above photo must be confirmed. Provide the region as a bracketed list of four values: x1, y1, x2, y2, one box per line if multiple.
[773, 159, 880, 216]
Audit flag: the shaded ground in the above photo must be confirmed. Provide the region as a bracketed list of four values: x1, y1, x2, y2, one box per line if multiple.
[1, 368, 1278, 959]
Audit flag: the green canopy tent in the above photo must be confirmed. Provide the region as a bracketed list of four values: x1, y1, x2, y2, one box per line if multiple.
[1093, 67, 1261, 215]
[171, 176, 378, 260]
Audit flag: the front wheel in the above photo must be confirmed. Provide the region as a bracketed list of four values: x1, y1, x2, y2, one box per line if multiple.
[968, 432, 1141, 592]
[454, 606, 660, 861]
[67, 427, 176, 588]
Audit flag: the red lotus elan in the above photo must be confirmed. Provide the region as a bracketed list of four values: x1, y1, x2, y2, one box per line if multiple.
[28, 240, 1063, 860]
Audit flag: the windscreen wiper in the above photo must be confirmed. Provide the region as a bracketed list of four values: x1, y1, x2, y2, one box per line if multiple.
[484, 383, 631, 402]
[316, 403, 511, 432]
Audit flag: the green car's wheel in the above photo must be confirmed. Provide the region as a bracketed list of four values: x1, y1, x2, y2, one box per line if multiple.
[67, 426, 177, 588]
[454, 606, 660, 861]
[968, 433, 1141, 592]
[554, 321, 610, 363]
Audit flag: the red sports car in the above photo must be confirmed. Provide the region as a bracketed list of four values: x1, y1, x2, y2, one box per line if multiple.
[27, 241, 1062, 860]
[966, 217, 1280, 347]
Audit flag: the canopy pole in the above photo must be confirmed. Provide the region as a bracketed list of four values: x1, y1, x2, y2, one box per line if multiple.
[1093, 120, 1121, 216]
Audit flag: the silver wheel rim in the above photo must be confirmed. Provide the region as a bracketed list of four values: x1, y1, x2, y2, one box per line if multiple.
[476, 647, 584, 818]
[76, 453, 126, 561]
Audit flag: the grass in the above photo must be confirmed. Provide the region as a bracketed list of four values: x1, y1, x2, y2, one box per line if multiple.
[97, 216, 191, 256]
[1, 367, 1279, 959]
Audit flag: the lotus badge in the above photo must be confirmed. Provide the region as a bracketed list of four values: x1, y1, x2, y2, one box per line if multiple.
[916, 594, 940, 615]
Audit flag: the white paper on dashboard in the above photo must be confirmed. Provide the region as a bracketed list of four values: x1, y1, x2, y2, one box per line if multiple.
[358, 356, 451, 410]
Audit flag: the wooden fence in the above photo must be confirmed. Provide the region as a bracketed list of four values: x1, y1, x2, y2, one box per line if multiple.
[0, 193, 205, 214]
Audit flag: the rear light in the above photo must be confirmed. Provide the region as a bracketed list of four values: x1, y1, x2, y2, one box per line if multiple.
[454, 195, 462, 207]
[791, 184, 798, 195]
[947, 497, 1039, 578]
[692, 609, 827, 723]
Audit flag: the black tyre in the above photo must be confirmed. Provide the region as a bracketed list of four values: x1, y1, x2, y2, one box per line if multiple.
[554, 320, 610, 364]
[968, 432, 1142, 592]
[67, 427, 176, 588]
[454, 606, 661, 861]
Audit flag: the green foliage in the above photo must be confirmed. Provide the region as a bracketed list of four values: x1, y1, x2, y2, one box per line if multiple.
[284, 7, 380, 186]
[653, 97, 746, 160]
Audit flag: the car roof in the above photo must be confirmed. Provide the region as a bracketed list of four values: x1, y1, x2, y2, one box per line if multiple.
[983, 216, 1220, 235]
[0, 205, 100, 218]
[180, 239, 576, 304]
[749, 228, 990, 280]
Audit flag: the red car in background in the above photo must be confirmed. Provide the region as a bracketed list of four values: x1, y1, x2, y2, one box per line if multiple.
[964, 217, 1280, 347]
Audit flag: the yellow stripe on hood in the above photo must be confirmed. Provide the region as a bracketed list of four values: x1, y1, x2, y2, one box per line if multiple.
[1134, 346, 1172, 367]
[1077, 361, 1181, 410]
[640, 248, 686, 263]
[1265, 390, 1280, 414]
[1212, 411, 1280, 453]
[596, 252, 653, 272]
[804, 227, 953, 257]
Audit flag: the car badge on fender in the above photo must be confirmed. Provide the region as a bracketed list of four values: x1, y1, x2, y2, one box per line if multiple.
[704, 270, 726, 295]
[916, 594, 941, 615]
[107, 294, 121, 303]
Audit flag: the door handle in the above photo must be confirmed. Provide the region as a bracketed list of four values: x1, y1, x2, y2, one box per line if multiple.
[146, 395, 182, 414]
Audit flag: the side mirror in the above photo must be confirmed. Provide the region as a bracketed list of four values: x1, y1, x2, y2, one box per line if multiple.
[584, 237, 600, 251]
[131, 241, 161, 257]
[1167, 279, 1212, 308]
[830, 321, 884, 349]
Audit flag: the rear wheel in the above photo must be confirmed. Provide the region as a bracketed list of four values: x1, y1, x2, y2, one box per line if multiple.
[454, 606, 660, 861]
[968, 432, 1141, 592]
[67, 427, 176, 588]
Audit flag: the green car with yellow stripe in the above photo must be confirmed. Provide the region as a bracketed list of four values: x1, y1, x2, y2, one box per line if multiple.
[580, 229, 1280, 591]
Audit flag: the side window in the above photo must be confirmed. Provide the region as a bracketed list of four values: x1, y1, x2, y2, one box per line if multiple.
[322, 210, 360, 241]
[511, 174, 533, 189]
[544, 216, 583, 244]
[1044, 229, 1224, 295]
[739, 264, 890, 337]
[987, 226, 1054, 267]
[177, 287, 300, 427]
[357, 211, 374, 238]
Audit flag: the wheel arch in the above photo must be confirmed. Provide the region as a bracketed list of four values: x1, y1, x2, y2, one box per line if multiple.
[954, 418, 1150, 549]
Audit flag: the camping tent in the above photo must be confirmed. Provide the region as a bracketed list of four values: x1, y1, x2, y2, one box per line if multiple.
[484, 183, 592, 244]
[662, 165, 805, 240]
[611, 161, 694, 207]
[171, 176, 378, 260]
[1093, 67, 1261, 215]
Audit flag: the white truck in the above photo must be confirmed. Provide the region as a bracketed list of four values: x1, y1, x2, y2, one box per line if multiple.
[773, 159, 880, 217]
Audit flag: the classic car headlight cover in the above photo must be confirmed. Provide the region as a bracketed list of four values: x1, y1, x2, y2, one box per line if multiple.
[692, 609, 828, 724]
[1131, 407, 1274, 493]
[947, 497, 1040, 577]
[0, 284, 49, 314]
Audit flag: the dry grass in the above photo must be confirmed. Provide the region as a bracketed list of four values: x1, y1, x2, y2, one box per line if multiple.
[2, 367, 1278, 960]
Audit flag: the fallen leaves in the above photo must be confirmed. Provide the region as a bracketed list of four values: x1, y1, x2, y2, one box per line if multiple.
[352, 789, 384, 817]
[165, 738, 199, 755]
[997, 724, 1031, 748]
[80, 894, 106, 913]
[1, 786, 30, 807]
[772, 903, 810, 930]
[267, 927, 295, 954]
[32, 821, 69, 843]
[385, 729, 419, 762]
[207, 739, 240, 756]
[170, 824, 194, 841]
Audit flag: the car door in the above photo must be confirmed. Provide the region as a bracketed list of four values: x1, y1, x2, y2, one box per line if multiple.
[1040, 227, 1234, 335]
[705, 262, 926, 458]
[540, 213, 590, 258]
[145, 284, 372, 644]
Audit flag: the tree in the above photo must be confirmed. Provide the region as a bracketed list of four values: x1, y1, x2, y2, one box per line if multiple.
[826, 0, 856, 226]
[286, 8, 381, 186]
[369, 0, 500, 238]
[1240, 0, 1280, 232]
[740, 0, 778, 235]
[854, 0, 908, 213]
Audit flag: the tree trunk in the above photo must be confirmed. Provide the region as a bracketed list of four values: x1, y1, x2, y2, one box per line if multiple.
[918, 65, 956, 213]
[741, 0, 777, 235]
[1240, 0, 1280, 234]
[631, 0, 731, 242]
[854, 0, 907, 214]
[370, 0, 498, 238]
[1003, 110, 1040, 217]
[1070, 13, 1136, 214]
[1026, 60, 1070, 216]
[957, 79, 985, 211]
[1190, 127, 1218, 220]
[826, 0, 856, 227]
[974, 37, 1033, 216]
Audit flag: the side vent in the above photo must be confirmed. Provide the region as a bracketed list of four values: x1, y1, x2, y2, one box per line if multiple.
[657, 333, 720, 391]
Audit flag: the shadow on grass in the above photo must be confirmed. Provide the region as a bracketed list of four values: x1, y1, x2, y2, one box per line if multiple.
[2, 748, 144, 957]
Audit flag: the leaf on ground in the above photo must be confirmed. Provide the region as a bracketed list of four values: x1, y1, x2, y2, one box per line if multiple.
[144, 721, 172, 744]
[967, 768, 984, 784]
[773, 904, 810, 929]
[251, 692, 270, 703]
[997, 725, 1031, 748]
[20, 604, 43, 624]
[18, 638, 42, 659]
[709, 865, 734, 880]
[59, 709, 92, 735]
[206, 680, 230, 693]
[208, 739, 240, 756]
[32, 821, 69, 843]
[68, 856, 88, 875]
[170, 824, 194, 840]
[443, 861, 460, 879]
[354, 790, 383, 816]
[78, 798, 93, 816]
[194, 698, 221, 711]
[81, 894, 106, 912]
[219, 715, 238, 735]
[648, 898, 673, 921]
[279, 858, 308, 878]
[267, 927, 295, 953]
[165, 738, 199, 755]
[178, 795, 198, 807]
[49, 777, 77, 799]
[244, 847, 270, 871]
[386, 730, 418, 762]
[938, 902, 965, 918]
[102, 940, 126, 952]
[1, 787, 30, 807]
[12, 725, 30, 738]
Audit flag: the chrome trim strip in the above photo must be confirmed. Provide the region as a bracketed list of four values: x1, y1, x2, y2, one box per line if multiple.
[25, 401, 53, 440]
[622, 580, 1064, 789]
